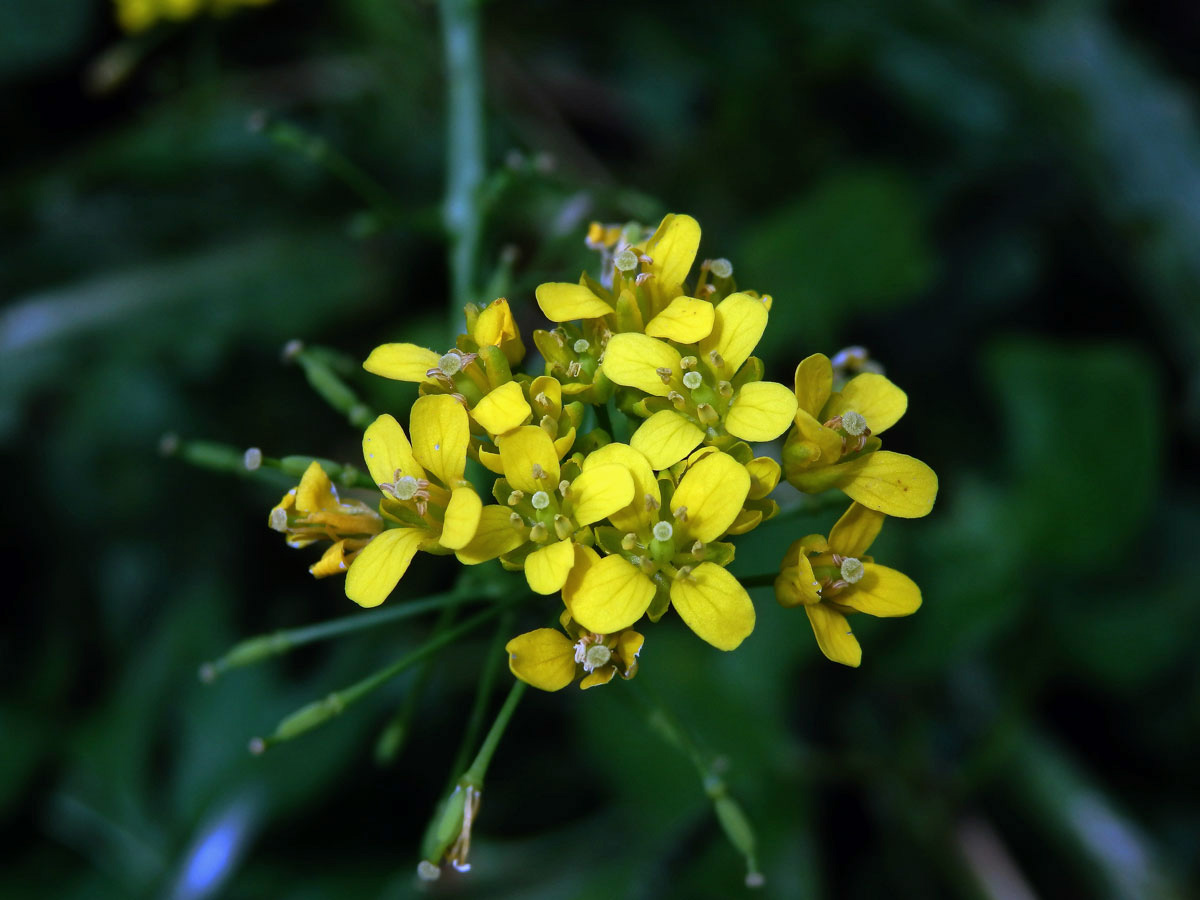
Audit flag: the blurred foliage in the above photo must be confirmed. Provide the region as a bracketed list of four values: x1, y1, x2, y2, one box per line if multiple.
[3, 0, 1199, 898]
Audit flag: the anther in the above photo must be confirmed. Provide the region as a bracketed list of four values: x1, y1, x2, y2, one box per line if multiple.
[243, 447, 263, 471]
[558, 479, 571, 496]
[839, 557, 865, 584]
[529, 523, 548, 542]
[621, 533, 639, 551]
[573, 338, 590, 354]
[532, 463, 546, 481]
[655, 366, 674, 385]
[614, 248, 639, 272]
[554, 515, 573, 541]
[708, 349, 725, 369]
[269, 508, 289, 532]
[507, 490, 525, 506]
[717, 380, 734, 398]
[668, 390, 687, 410]
[635, 272, 654, 285]
[691, 540, 706, 558]
[645, 494, 660, 511]
[509, 512, 525, 529]
[673, 505, 688, 523]
[675, 565, 694, 581]
[682, 371, 703, 390]
[709, 257, 733, 278]
[438, 352, 463, 376]
[840, 410, 868, 437]
[566, 360, 582, 378]
[680, 355, 698, 370]
[696, 402, 720, 425]
[534, 391, 550, 410]
[531, 490, 551, 510]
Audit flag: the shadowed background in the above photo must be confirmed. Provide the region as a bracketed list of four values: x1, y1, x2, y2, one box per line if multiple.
[3, 0, 1199, 897]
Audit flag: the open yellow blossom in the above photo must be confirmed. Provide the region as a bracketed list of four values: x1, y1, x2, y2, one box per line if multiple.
[453, 427, 634, 595]
[506, 612, 644, 691]
[782, 353, 937, 518]
[113, 0, 274, 33]
[775, 502, 921, 666]
[473, 375, 581, 469]
[602, 293, 797, 469]
[570, 447, 755, 651]
[269, 460, 383, 577]
[346, 395, 482, 608]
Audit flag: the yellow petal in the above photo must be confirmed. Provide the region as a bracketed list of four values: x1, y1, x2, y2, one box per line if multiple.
[775, 552, 821, 608]
[410, 394, 470, 486]
[669, 563, 755, 651]
[615, 629, 644, 673]
[793, 353, 833, 418]
[362, 414, 423, 486]
[827, 502, 885, 558]
[295, 460, 336, 512]
[529, 375, 562, 415]
[670, 450, 750, 543]
[569, 463, 635, 526]
[506, 628, 577, 691]
[646, 213, 701, 288]
[699, 293, 768, 375]
[746, 456, 781, 501]
[601, 333, 682, 397]
[497, 425, 560, 493]
[824, 373, 907, 435]
[644, 296, 715, 343]
[571, 555, 656, 634]
[471, 381, 532, 436]
[843, 564, 922, 617]
[439, 486, 482, 550]
[784, 409, 844, 469]
[345, 527, 424, 608]
[629, 410, 705, 470]
[805, 604, 861, 667]
[562, 542, 601, 615]
[553, 426, 576, 460]
[725, 381, 798, 442]
[840, 451, 938, 518]
[309, 540, 351, 578]
[726, 508, 762, 536]
[362, 343, 440, 383]
[524, 539, 576, 594]
[473, 298, 525, 364]
[579, 667, 616, 689]
[455, 504, 526, 565]
[583, 443, 659, 533]
[535, 282, 612, 321]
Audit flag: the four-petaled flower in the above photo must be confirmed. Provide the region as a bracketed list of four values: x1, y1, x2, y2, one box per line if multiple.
[775, 501, 922, 666]
[269, 460, 382, 577]
[506, 612, 644, 691]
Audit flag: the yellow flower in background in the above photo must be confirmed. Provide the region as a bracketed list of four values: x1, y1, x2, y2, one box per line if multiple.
[602, 293, 797, 469]
[775, 502, 922, 667]
[269, 460, 383, 577]
[113, 0, 274, 33]
[569, 447, 756, 651]
[506, 612, 644, 691]
[346, 395, 483, 608]
[453, 426, 634, 595]
[783, 353, 937, 518]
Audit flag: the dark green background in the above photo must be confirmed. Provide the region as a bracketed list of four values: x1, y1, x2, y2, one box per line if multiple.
[3, 0, 1198, 897]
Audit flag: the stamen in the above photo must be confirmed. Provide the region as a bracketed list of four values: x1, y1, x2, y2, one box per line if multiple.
[645, 493, 660, 511]
[839, 557, 865, 584]
[668, 391, 687, 410]
[438, 352, 463, 376]
[675, 565, 694, 581]
[691, 540, 706, 559]
[635, 272, 654, 286]
[573, 338, 590, 354]
[507, 490, 524, 506]
[566, 360, 582, 378]
[717, 380, 734, 398]
[696, 402, 719, 425]
[655, 366, 674, 385]
[529, 523, 548, 542]
[680, 355, 698, 370]
[614, 248, 639, 272]
[708, 349, 725, 369]
[673, 506, 688, 523]
[621, 533, 639, 551]
[531, 490, 551, 510]
[709, 257, 733, 278]
[509, 512, 525, 529]
[652, 521, 674, 542]
[243, 447, 263, 471]
[840, 410, 868, 437]
[558, 479, 572, 496]
[682, 371, 703, 390]
[553, 515, 573, 541]
[532, 463, 546, 481]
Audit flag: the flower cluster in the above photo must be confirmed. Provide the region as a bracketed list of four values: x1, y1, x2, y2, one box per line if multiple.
[270, 213, 938, 677]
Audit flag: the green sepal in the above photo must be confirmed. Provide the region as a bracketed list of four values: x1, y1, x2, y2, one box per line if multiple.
[594, 526, 626, 556]
[491, 477, 514, 506]
[731, 356, 765, 391]
[646, 573, 671, 622]
[533, 329, 568, 366]
[478, 345, 512, 388]
[724, 441, 754, 465]
[581, 270, 612, 304]
[703, 541, 736, 567]
[615, 289, 644, 333]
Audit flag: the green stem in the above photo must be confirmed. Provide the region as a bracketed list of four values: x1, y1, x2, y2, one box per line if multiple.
[628, 680, 764, 887]
[438, 0, 486, 331]
[447, 612, 513, 781]
[462, 677, 526, 787]
[254, 603, 507, 749]
[164, 435, 375, 491]
[203, 591, 467, 681]
[290, 343, 376, 429]
[259, 116, 402, 225]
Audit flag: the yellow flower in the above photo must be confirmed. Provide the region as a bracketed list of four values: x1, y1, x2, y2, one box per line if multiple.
[505, 612, 644, 691]
[453, 427, 634, 595]
[569, 447, 756, 651]
[269, 460, 383, 578]
[601, 293, 797, 469]
[362, 298, 524, 405]
[472, 375, 581, 468]
[112, 0, 274, 32]
[782, 353, 937, 518]
[775, 502, 922, 667]
[346, 395, 483, 608]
